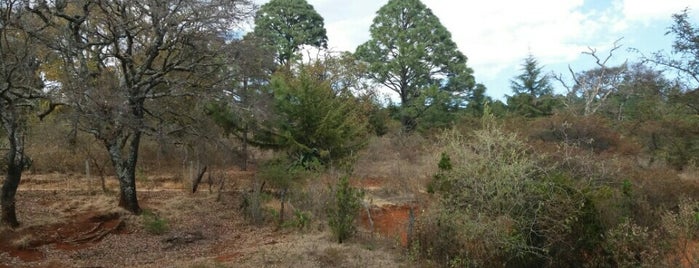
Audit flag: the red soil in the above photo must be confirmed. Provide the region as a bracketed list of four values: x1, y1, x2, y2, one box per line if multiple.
[0, 212, 124, 262]
[360, 204, 419, 247]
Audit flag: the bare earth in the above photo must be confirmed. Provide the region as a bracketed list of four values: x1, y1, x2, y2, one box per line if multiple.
[0, 173, 409, 267]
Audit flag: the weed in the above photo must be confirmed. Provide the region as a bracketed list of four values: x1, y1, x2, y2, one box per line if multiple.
[11, 234, 34, 249]
[142, 210, 169, 235]
[327, 176, 364, 243]
[315, 247, 347, 267]
[288, 209, 312, 231]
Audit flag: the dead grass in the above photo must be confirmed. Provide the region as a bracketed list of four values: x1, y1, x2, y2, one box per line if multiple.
[10, 234, 34, 250]
[353, 134, 439, 196]
[16, 178, 407, 267]
[234, 232, 406, 268]
[5, 134, 419, 267]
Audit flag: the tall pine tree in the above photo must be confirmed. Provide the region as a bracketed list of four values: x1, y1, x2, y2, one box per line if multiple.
[508, 54, 557, 117]
[356, 0, 478, 131]
[252, 0, 328, 67]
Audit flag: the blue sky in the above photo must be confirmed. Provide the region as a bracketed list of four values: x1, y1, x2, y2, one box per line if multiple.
[253, 0, 699, 101]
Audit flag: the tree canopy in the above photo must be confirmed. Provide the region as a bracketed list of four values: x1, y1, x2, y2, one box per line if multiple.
[508, 54, 557, 117]
[266, 57, 370, 167]
[355, 0, 477, 131]
[0, 1, 47, 227]
[511, 54, 553, 97]
[252, 0, 328, 66]
[25, 0, 254, 214]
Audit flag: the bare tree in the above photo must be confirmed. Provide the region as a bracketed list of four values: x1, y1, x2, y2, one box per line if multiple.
[26, 0, 254, 213]
[555, 38, 627, 116]
[0, 1, 46, 227]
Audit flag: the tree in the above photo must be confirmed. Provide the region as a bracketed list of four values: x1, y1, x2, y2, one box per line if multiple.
[328, 176, 363, 243]
[511, 54, 554, 97]
[355, 0, 477, 131]
[265, 57, 370, 166]
[0, 1, 46, 227]
[508, 54, 557, 117]
[207, 36, 276, 171]
[27, 0, 254, 214]
[650, 8, 699, 114]
[464, 84, 491, 117]
[252, 0, 328, 66]
[555, 39, 627, 116]
[606, 62, 674, 121]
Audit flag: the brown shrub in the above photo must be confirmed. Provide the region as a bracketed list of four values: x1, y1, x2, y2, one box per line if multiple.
[528, 114, 630, 154]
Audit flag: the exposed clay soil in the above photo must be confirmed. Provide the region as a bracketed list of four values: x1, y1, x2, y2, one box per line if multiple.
[360, 205, 418, 247]
[0, 211, 124, 264]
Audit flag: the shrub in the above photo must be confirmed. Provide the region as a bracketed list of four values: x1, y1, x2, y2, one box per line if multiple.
[240, 178, 269, 226]
[257, 157, 312, 225]
[416, 113, 608, 266]
[142, 210, 169, 235]
[327, 176, 364, 243]
[661, 198, 699, 266]
[529, 114, 622, 153]
[604, 219, 664, 267]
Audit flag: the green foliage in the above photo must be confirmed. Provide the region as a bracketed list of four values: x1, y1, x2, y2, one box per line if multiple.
[252, 0, 328, 66]
[437, 152, 452, 171]
[507, 93, 561, 118]
[427, 152, 452, 194]
[416, 114, 611, 266]
[205, 36, 276, 152]
[258, 157, 317, 226]
[142, 210, 169, 235]
[367, 104, 391, 136]
[266, 59, 370, 167]
[510, 54, 553, 98]
[282, 209, 312, 231]
[603, 62, 674, 121]
[652, 8, 699, 91]
[464, 84, 492, 117]
[258, 157, 306, 191]
[327, 176, 364, 243]
[355, 0, 478, 131]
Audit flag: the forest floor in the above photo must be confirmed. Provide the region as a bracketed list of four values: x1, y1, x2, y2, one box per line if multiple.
[0, 172, 414, 267]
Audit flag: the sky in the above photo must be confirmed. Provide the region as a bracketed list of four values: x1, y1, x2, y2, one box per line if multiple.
[251, 0, 699, 101]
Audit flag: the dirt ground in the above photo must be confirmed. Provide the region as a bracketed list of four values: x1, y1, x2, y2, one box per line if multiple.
[0, 173, 412, 267]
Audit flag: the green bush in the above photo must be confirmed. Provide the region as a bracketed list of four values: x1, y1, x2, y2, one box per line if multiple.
[327, 176, 364, 243]
[142, 210, 169, 235]
[416, 114, 608, 266]
[282, 209, 312, 231]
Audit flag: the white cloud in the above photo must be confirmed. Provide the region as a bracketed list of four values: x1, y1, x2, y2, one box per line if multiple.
[621, 0, 695, 23]
[422, 0, 609, 80]
[253, 0, 699, 98]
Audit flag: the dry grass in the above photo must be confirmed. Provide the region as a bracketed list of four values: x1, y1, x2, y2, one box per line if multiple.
[10, 234, 34, 249]
[234, 232, 406, 268]
[353, 134, 439, 196]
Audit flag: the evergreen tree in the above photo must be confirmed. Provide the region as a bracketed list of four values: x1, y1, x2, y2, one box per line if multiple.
[356, 0, 477, 131]
[252, 0, 328, 66]
[508, 54, 556, 117]
[266, 58, 370, 167]
[511, 54, 553, 97]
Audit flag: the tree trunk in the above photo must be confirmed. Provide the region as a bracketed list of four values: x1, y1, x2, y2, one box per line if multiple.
[1, 114, 25, 228]
[279, 188, 286, 224]
[105, 131, 142, 214]
[242, 125, 248, 171]
[400, 114, 416, 132]
[241, 77, 249, 171]
[1, 166, 21, 228]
